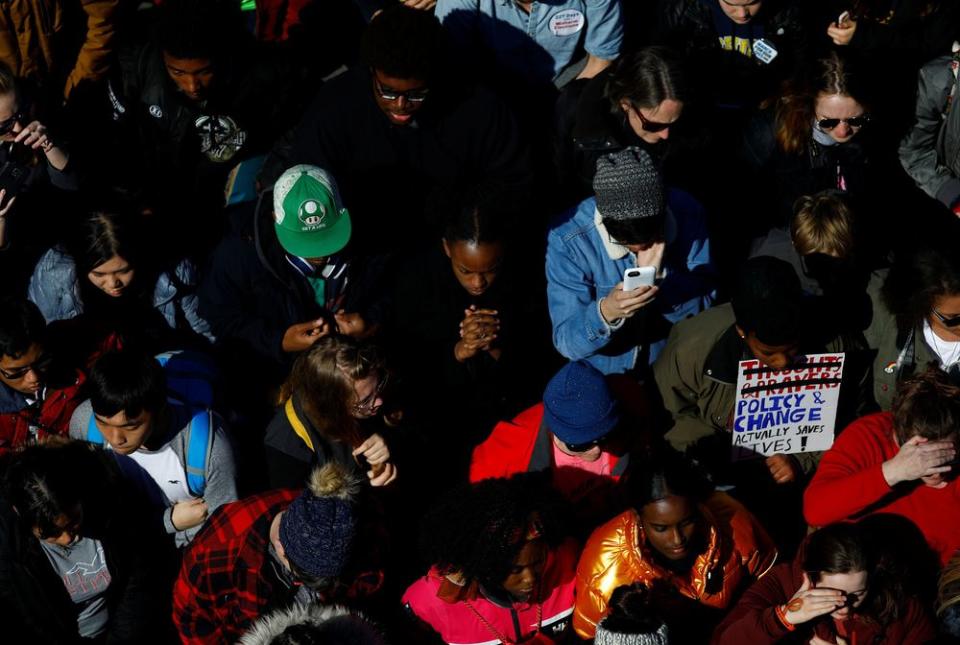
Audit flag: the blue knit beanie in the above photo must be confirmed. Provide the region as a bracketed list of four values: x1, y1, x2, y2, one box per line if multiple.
[279, 463, 360, 578]
[543, 361, 620, 444]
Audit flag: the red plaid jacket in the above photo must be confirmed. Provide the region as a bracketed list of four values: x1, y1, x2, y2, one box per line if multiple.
[173, 488, 298, 645]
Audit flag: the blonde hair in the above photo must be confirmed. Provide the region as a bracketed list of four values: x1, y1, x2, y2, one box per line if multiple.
[790, 192, 856, 259]
[280, 336, 385, 446]
[774, 51, 865, 155]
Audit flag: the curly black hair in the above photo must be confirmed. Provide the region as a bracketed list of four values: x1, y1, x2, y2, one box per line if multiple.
[360, 4, 444, 81]
[882, 242, 960, 333]
[418, 472, 569, 592]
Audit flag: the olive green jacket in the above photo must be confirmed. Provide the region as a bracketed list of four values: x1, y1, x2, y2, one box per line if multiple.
[864, 270, 937, 411]
[653, 303, 868, 476]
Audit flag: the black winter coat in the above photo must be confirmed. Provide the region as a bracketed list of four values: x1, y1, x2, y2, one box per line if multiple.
[656, 0, 807, 108]
[197, 198, 389, 381]
[259, 67, 530, 253]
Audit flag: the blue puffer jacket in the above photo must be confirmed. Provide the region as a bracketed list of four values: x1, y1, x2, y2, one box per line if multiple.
[27, 246, 214, 341]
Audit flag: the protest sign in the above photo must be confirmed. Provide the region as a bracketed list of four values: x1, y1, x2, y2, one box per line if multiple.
[731, 353, 845, 461]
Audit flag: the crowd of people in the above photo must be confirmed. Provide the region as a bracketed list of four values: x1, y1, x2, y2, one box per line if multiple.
[2, 0, 960, 643]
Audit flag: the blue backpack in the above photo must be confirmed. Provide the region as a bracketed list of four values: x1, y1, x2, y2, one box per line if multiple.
[87, 350, 218, 496]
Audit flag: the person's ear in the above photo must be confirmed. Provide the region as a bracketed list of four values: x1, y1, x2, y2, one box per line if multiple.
[442, 239, 453, 259]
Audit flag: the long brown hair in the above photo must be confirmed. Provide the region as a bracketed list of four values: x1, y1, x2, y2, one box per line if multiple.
[804, 523, 903, 629]
[280, 336, 385, 446]
[773, 52, 867, 155]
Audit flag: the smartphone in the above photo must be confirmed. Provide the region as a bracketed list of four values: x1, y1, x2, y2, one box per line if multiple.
[837, 10, 850, 26]
[623, 266, 656, 291]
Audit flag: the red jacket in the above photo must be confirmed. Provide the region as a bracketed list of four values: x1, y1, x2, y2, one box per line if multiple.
[712, 558, 935, 644]
[804, 412, 960, 565]
[470, 403, 630, 528]
[470, 403, 627, 482]
[0, 371, 84, 455]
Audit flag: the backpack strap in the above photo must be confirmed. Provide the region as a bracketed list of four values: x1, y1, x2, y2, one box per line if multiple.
[156, 350, 218, 408]
[86, 414, 105, 444]
[184, 408, 214, 497]
[284, 398, 315, 452]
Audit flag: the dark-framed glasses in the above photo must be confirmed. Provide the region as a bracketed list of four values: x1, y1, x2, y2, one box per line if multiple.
[0, 353, 52, 380]
[353, 372, 389, 413]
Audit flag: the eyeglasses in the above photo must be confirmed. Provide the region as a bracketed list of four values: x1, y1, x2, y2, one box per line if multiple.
[563, 433, 611, 454]
[353, 372, 388, 413]
[373, 76, 429, 103]
[933, 309, 960, 328]
[631, 105, 672, 133]
[0, 110, 23, 136]
[816, 115, 870, 131]
[0, 353, 52, 380]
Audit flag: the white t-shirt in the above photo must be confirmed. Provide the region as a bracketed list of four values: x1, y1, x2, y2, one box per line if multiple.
[127, 444, 193, 504]
[923, 320, 960, 369]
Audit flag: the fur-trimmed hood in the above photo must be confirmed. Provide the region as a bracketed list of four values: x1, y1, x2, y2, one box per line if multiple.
[238, 603, 386, 645]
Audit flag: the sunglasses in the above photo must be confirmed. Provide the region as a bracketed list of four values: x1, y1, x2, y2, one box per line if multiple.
[0, 353, 52, 380]
[933, 309, 960, 328]
[632, 106, 672, 133]
[0, 110, 23, 136]
[816, 115, 870, 131]
[564, 433, 611, 454]
[373, 77, 429, 103]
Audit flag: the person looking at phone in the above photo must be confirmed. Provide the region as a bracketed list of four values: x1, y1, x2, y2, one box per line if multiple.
[264, 336, 398, 490]
[714, 521, 935, 644]
[547, 146, 714, 376]
[805, 365, 960, 565]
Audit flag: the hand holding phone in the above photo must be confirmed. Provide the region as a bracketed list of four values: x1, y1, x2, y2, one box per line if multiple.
[623, 266, 657, 291]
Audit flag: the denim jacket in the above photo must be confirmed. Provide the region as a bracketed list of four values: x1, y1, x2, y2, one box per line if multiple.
[546, 190, 715, 374]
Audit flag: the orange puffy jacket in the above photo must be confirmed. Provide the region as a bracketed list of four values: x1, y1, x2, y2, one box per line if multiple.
[572, 491, 777, 639]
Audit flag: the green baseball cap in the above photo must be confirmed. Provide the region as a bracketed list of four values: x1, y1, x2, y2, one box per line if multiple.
[273, 165, 352, 258]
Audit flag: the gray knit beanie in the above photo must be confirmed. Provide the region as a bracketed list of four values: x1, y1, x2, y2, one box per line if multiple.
[593, 621, 669, 645]
[593, 147, 665, 222]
